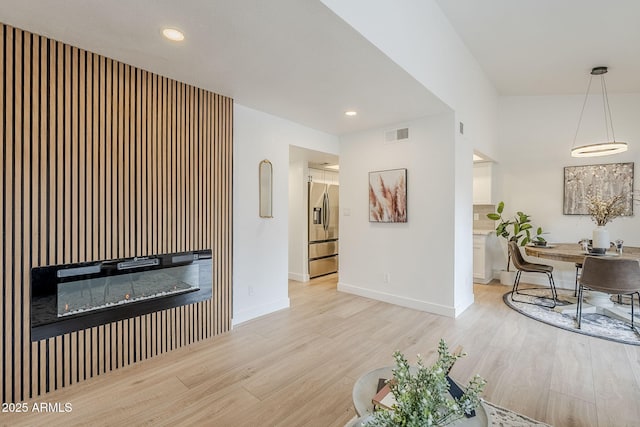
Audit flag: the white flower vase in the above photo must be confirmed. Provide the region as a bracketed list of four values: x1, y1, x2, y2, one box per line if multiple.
[592, 226, 610, 250]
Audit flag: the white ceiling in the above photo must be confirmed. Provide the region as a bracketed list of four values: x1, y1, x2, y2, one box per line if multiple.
[0, 0, 448, 136]
[435, 0, 640, 95]
[0, 0, 638, 137]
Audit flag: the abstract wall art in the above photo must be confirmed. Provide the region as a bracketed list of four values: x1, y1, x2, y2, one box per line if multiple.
[563, 162, 634, 215]
[369, 168, 408, 223]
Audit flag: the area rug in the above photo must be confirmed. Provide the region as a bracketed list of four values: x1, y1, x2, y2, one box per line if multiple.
[503, 288, 640, 346]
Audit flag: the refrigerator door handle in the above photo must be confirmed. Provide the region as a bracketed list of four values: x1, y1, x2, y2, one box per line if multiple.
[323, 192, 329, 232]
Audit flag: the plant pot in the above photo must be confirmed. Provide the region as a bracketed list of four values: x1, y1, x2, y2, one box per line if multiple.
[500, 270, 516, 286]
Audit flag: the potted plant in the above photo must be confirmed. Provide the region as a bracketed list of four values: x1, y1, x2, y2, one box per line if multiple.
[487, 202, 546, 285]
[364, 339, 486, 427]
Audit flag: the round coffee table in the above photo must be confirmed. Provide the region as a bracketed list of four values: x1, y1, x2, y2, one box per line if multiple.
[352, 366, 487, 426]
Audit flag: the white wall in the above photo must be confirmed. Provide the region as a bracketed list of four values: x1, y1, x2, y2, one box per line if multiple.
[453, 119, 475, 313]
[495, 93, 640, 288]
[233, 104, 339, 324]
[288, 157, 307, 282]
[322, 0, 499, 315]
[338, 113, 463, 316]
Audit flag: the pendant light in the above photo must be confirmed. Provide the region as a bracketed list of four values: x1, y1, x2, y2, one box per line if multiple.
[571, 66, 628, 157]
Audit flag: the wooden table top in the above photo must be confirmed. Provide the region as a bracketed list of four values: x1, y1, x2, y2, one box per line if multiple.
[524, 243, 640, 264]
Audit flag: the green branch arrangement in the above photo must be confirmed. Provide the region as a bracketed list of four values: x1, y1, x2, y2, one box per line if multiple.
[366, 339, 486, 427]
[586, 192, 627, 226]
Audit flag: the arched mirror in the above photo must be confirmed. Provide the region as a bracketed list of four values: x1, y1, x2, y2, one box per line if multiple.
[259, 159, 273, 218]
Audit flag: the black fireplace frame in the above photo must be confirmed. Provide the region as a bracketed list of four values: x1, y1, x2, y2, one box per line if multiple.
[30, 250, 212, 341]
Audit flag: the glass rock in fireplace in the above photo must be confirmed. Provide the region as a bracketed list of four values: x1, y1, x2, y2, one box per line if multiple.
[57, 261, 201, 317]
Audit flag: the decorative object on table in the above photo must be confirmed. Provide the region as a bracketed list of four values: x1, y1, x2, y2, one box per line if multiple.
[503, 289, 640, 346]
[368, 168, 407, 223]
[365, 339, 486, 427]
[570, 66, 628, 158]
[371, 379, 396, 410]
[487, 202, 546, 284]
[563, 162, 634, 215]
[587, 189, 629, 250]
[259, 159, 273, 218]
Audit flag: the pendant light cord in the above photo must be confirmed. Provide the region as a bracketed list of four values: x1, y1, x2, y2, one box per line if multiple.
[572, 75, 593, 148]
[601, 74, 616, 142]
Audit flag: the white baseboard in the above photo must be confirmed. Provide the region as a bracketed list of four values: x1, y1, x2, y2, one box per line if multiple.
[288, 272, 309, 282]
[232, 297, 290, 326]
[473, 275, 493, 285]
[337, 281, 456, 317]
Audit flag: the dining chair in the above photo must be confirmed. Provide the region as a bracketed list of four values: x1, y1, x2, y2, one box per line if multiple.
[574, 262, 582, 297]
[576, 256, 640, 330]
[508, 241, 557, 308]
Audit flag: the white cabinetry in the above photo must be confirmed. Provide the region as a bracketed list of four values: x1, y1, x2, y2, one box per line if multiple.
[308, 168, 339, 185]
[473, 232, 493, 284]
[473, 162, 494, 204]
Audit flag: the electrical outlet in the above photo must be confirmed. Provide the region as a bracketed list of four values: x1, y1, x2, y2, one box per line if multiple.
[474, 213, 479, 221]
[248, 286, 254, 296]
[383, 273, 391, 283]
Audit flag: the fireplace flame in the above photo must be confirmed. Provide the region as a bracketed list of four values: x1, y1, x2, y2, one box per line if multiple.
[125, 293, 130, 300]
[64, 303, 69, 312]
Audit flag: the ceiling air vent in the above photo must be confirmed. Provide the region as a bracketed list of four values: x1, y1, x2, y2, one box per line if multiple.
[384, 127, 409, 144]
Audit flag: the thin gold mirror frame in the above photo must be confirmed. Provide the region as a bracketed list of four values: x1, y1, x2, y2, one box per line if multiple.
[259, 159, 273, 218]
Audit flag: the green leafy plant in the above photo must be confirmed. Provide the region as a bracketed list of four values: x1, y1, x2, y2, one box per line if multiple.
[487, 201, 545, 271]
[366, 339, 486, 427]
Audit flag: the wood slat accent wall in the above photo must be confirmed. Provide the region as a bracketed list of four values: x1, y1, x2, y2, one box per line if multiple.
[0, 23, 233, 403]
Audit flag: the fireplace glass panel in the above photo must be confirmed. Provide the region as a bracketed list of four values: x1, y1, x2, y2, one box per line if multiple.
[57, 263, 203, 317]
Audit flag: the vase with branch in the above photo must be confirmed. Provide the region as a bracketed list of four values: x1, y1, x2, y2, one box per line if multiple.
[586, 192, 627, 250]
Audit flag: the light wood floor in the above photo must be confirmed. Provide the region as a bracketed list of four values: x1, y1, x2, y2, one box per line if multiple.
[3, 276, 640, 427]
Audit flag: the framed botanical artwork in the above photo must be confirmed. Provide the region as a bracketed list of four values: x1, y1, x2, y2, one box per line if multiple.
[369, 168, 407, 223]
[563, 162, 634, 215]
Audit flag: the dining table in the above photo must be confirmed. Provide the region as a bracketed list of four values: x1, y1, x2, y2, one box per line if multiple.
[524, 242, 640, 264]
[524, 242, 640, 323]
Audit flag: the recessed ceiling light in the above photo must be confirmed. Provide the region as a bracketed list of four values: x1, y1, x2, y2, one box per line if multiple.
[345, 111, 357, 117]
[162, 27, 185, 42]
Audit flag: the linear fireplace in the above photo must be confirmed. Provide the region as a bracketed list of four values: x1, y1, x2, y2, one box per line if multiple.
[31, 250, 212, 341]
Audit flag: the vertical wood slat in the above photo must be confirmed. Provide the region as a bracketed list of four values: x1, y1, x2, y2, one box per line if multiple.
[0, 23, 4, 404]
[25, 30, 37, 398]
[30, 33, 40, 399]
[4, 25, 15, 403]
[1, 22, 232, 404]
[15, 27, 24, 402]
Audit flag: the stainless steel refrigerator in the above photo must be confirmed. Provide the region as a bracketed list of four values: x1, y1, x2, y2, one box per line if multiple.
[308, 180, 339, 278]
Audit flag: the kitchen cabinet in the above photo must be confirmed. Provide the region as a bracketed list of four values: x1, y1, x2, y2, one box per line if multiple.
[309, 168, 339, 185]
[473, 162, 494, 204]
[473, 231, 493, 284]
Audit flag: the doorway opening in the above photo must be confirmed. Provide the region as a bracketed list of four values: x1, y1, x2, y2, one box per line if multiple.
[288, 146, 339, 284]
